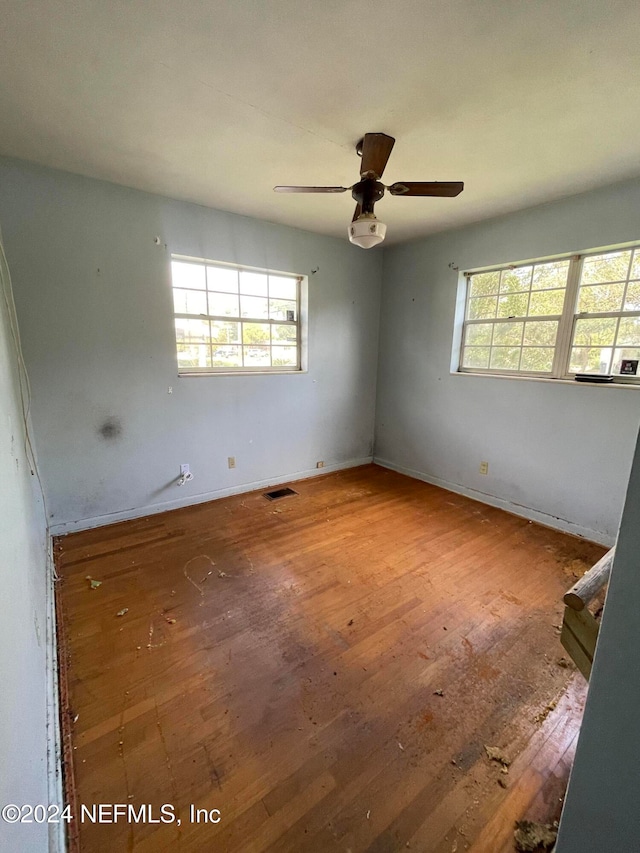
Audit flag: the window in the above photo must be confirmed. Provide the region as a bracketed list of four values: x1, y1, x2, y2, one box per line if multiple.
[570, 249, 640, 376]
[462, 259, 570, 374]
[171, 257, 303, 374]
[459, 244, 640, 382]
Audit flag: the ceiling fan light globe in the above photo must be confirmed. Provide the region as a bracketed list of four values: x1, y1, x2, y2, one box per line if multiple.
[348, 217, 387, 249]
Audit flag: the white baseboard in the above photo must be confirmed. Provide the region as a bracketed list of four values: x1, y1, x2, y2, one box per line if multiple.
[374, 457, 613, 547]
[50, 457, 373, 536]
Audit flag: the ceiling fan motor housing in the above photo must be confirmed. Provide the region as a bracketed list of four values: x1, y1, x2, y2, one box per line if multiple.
[352, 178, 385, 214]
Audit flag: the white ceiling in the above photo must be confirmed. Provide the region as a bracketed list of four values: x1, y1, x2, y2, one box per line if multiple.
[1, 0, 640, 245]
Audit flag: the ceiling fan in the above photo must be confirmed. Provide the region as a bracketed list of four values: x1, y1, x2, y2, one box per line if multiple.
[274, 133, 463, 248]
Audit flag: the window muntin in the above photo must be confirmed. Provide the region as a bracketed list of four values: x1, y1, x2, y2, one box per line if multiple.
[171, 258, 302, 373]
[460, 245, 640, 382]
[569, 248, 640, 376]
[462, 260, 570, 375]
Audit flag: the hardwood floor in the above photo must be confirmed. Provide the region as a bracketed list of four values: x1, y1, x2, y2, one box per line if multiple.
[54, 464, 605, 853]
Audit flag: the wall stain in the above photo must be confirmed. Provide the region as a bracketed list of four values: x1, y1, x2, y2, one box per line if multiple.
[98, 416, 123, 441]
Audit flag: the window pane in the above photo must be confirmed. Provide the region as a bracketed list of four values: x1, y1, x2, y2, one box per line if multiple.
[617, 317, 640, 346]
[271, 346, 297, 366]
[242, 322, 270, 345]
[465, 324, 493, 346]
[172, 257, 300, 373]
[624, 281, 640, 312]
[462, 347, 490, 369]
[211, 321, 240, 344]
[499, 267, 532, 293]
[493, 322, 523, 346]
[631, 250, 640, 281]
[208, 291, 239, 317]
[177, 344, 211, 369]
[577, 283, 624, 313]
[240, 271, 268, 296]
[528, 289, 565, 316]
[613, 348, 640, 375]
[467, 296, 497, 320]
[270, 299, 297, 321]
[520, 347, 554, 372]
[240, 295, 269, 319]
[272, 324, 297, 344]
[269, 276, 297, 300]
[570, 346, 612, 374]
[581, 251, 631, 284]
[524, 320, 558, 347]
[497, 292, 528, 318]
[469, 272, 499, 297]
[243, 346, 270, 366]
[573, 317, 617, 347]
[207, 266, 238, 293]
[175, 318, 210, 344]
[211, 345, 242, 367]
[172, 261, 206, 290]
[173, 288, 207, 315]
[532, 260, 570, 290]
[490, 347, 520, 370]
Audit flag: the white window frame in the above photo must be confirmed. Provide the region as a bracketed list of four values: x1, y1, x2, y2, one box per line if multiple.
[171, 255, 306, 376]
[458, 242, 640, 384]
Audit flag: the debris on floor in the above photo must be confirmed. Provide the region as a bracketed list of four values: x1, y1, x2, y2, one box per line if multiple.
[348, 619, 354, 626]
[564, 558, 589, 581]
[534, 699, 558, 724]
[434, 689, 444, 696]
[85, 576, 102, 589]
[556, 657, 571, 668]
[498, 777, 508, 788]
[484, 746, 511, 767]
[218, 571, 228, 578]
[116, 608, 128, 617]
[513, 820, 558, 851]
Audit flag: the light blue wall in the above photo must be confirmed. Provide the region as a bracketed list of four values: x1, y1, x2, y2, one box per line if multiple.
[0, 158, 382, 532]
[3, 155, 639, 545]
[375, 180, 640, 544]
[0, 234, 50, 851]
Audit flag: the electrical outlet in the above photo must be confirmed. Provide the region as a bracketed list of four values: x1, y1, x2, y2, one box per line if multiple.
[180, 464, 190, 476]
[479, 461, 489, 475]
[316, 461, 324, 469]
[228, 456, 236, 469]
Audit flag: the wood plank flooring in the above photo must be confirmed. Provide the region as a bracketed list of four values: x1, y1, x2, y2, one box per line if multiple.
[54, 464, 605, 853]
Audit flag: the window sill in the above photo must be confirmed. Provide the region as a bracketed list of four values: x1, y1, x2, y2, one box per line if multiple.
[452, 371, 640, 389]
[179, 369, 307, 377]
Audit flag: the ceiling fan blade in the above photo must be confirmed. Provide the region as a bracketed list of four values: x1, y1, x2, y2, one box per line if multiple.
[388, 181, 464, 197]
[352, 203, 362, 222]
[273, 185, 348, 193]
[360, 133, 395, 179]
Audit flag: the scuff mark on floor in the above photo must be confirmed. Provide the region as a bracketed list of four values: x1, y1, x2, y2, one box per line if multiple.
[183, 554, 216, 595]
